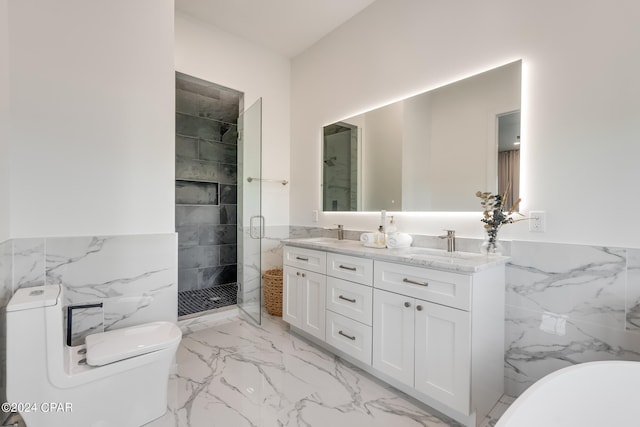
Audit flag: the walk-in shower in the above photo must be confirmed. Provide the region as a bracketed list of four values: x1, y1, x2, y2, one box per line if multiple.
[175, 72, 262, 323]
[175, 72, 241, 317]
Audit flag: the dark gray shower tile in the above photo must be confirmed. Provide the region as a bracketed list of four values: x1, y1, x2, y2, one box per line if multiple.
[219, 184, 237, 204]
[220, 205, 237, 225]
[221, 124, 238, 144]
[176, 77, 222, 99]
[176, 225, 199, 247]
[199, 139, 237, 164]
[218, 163, 237, 185]
[176, 158, 219, 182]
[219, 89, 242, 107]
[198, 225, 237, 246]
[218, 225, 237, 245]
[198, 265, 237, 288]
[176, 113, 222, 140]
[175, 180, 218, 205]
[178, 268, 199, 292]
[176, 135, 198, 159]
[177, 88, 219, 118]
[176, 205, 221, 226]
[219, 244, 237, 265]
[176, 92, 238, 124]
[178, 245, 220, 269]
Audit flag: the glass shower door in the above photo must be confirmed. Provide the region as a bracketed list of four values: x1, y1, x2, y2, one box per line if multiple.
[237, 98, 262, 324]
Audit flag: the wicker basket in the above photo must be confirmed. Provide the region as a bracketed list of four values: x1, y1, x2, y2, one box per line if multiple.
[263, 268, 283, 316]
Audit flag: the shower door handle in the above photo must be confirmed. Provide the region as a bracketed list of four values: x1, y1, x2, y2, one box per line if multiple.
[250, 215, 265, 239]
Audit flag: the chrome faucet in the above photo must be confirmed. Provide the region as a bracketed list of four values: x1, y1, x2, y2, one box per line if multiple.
[439, 230, 456, 252]
[336, 224, 344, 240]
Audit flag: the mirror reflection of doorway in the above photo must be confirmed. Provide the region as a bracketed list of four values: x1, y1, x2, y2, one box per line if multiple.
[497, 111, 521, 210]
[322, 122, 358, 211]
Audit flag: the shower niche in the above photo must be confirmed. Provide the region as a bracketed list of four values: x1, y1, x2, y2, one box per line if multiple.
[175, 72, 243, 317]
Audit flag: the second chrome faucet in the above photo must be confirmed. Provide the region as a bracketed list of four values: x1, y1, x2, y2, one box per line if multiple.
[439, 230, 456, 252]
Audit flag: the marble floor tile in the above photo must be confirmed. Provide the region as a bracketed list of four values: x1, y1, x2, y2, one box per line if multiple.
[148, 313, 471, 427]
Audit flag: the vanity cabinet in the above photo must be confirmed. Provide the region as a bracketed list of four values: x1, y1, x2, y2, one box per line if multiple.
[282, 247, 327, 340]
[282, 242, 505, 427]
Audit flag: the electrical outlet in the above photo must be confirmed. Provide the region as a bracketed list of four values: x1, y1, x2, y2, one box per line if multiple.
[312, 210, 319, 222]
[529, 211, 546, 232]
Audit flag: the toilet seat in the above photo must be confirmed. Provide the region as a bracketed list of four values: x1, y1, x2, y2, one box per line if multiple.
[85, 321, 181, 366]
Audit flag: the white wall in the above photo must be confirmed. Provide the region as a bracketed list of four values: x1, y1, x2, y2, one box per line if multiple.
[0, 0, 9, 242]
[175, 12, 291, 229]
[291, 0, 640, 248]
[7, 0, 175, 238]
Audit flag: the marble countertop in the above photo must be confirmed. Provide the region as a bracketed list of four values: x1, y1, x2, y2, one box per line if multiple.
[284, 237, 509, 273]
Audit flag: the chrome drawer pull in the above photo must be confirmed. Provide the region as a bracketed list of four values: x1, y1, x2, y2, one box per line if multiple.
[338, 330, 356, 341]
[403, 278, 429, 287]
[338, 295, 356, 303]
[295, 256, 309, 261]
[338, 265, 357, 271]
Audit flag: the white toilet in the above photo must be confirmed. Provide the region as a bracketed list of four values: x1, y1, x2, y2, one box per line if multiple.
[6, 284, 182, 427]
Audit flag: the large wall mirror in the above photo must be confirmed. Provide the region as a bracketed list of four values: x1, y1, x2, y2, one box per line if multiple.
[322, 60, 521, 212]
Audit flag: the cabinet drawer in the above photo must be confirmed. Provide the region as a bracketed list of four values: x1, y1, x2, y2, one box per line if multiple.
[325, 311, 372, 365]
[374, 261, 471, 311]
[283, 246, 326, 274]
[326, 252, 373, 285]
[326, 277, 373, 325]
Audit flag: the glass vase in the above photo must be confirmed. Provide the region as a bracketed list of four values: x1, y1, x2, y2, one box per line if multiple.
[480, 231, 503, 255]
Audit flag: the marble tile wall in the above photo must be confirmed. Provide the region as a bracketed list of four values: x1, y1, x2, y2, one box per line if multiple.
[504, 242, 640, 396]
[175, 73, 240, 293]
[0, 233, 177, 347]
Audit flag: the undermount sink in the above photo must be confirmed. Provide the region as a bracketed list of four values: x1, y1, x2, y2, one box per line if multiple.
[303, 237, 354, 244]
[400, 247, 484, 261]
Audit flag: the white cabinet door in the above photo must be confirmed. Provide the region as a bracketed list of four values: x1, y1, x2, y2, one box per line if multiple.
[372, 289, 415, 387]
[283, 266, 327, 340]
[282, 266, 302, 328]
[414, 300, 471, 414]
[301, 270, 327, 340]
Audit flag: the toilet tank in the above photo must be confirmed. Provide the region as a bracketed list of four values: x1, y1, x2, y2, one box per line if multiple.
[7, 285, 61, 312]
[6, 285, 61, 341]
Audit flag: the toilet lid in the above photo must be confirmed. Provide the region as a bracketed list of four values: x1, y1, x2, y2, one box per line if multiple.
[85, 321, 182, 366]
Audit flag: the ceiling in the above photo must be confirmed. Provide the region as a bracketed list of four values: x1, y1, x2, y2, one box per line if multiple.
[174, 0, 377, 58]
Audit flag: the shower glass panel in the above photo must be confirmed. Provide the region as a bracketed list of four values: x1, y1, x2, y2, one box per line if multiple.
[238, 98, 262, 324]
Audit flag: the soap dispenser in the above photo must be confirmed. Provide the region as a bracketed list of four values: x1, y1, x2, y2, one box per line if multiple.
[374, 225, 387, 247]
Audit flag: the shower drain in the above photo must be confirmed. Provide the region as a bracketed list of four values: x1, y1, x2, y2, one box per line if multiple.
[178, 284, 237, 317]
